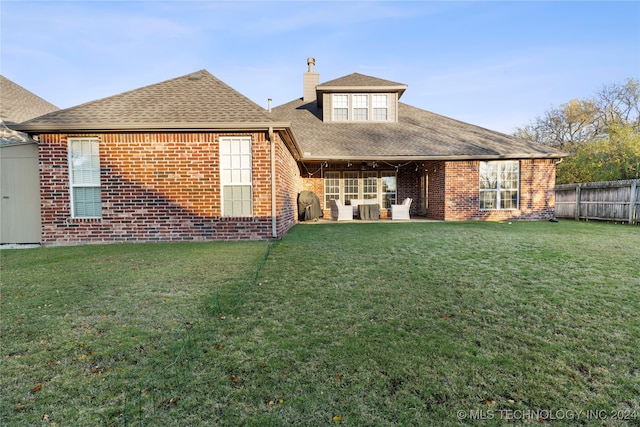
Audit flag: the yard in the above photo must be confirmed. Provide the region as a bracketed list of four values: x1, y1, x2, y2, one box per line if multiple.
[1, 221, 638, 426]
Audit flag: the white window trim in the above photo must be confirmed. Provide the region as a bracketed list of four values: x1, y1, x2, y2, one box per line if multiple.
[324, 171, 340, 208]
[220, 136, 253, 217]
[332, 94, 349, 121]
[362, 171, 378, 200]
[323, 171, 398, 208]
[68, 137, 102, 218]
[381, 171, 397, 209]
[352, 94, 369, 121]
[343, 171, 359, 205]
[479, 161, 520, 210]
[372, 94, 389, 121]
[332, 93, 390, 122]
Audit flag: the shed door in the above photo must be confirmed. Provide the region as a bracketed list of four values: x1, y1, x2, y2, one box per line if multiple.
[0, 144, 42, 244]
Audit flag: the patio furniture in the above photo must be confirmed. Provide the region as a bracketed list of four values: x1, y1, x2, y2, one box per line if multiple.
[391, 198, 412, 220]
[297, 191, 323, 221]
[329, 199, 353, 221]
[350, 198, 379, 217]
[358, 203, 380, 220]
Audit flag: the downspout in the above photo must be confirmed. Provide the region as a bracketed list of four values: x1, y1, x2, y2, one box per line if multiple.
[269, 127, 277, 238]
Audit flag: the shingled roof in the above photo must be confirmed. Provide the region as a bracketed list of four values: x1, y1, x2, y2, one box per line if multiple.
[1, 76, 58, 125]
[1, 76, 58, 145]
[271, 98, 566, 160]
[318, 72, 406, 89]
[16, 70, 282, 132]
[316, 73, 407, 103]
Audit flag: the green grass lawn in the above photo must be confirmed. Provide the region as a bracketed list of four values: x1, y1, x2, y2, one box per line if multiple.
[1, 221, 639, 426]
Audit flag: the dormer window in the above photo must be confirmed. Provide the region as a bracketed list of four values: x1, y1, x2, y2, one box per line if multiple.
[315, 71, 406, 124]
[332, 93, 390, 122]
[373, 94, 388, 120]
[353, 95, 368, 121]
[333, 94, 349, 121]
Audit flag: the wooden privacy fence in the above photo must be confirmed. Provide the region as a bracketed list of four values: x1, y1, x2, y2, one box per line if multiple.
[555, 179, 639, 224]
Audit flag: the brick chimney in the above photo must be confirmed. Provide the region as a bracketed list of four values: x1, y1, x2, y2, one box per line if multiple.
[303, 57, 319, 102]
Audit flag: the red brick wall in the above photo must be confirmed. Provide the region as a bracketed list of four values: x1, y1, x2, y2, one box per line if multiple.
[440, 159, 556, 221]
[274, 134, 302, 236]
[38, 132, 299, 245]
[425, 161, 446, 220]
[297, 159, 557, 222]
[397, 165, 420, 217]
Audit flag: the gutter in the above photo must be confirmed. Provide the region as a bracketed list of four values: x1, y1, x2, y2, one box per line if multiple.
[14, 122, 294, 133]
[300, 153, 569, 162]
[269, 127, 277, 238]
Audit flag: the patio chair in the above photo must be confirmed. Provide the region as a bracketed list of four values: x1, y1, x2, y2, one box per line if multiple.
[391, 198, 412, 220]
[329, 199, 353, 221]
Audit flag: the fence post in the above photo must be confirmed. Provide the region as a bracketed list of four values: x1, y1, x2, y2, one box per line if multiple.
[575, 185, 581, 221]
[630, 180, 638, 225]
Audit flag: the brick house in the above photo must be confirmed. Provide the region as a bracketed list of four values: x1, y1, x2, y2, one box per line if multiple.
[274, 59, 566, 222]
[16, 59, 565, 245]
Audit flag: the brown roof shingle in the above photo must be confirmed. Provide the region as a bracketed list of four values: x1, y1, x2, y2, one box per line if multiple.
[16, 70, 276, 132]
[0, 76, 59, 125]
[318, 73, 406, 89]
[316, 73, 407, 99]
[271, 98, 566, 160]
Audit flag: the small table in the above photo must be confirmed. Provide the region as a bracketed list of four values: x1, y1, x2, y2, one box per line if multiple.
[358, 204, 380, 220]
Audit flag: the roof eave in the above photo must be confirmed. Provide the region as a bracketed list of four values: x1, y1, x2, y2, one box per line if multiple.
[277, 127, 304, 160]
[316, 85, 407, 98]
[16, 122, 293, 133]
[300, 153, 568, 162]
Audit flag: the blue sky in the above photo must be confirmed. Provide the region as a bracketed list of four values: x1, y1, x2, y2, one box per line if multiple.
[1, 1, 638, 134]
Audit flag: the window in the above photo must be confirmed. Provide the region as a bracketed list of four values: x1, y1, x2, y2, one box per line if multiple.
[343, 171, 359, 205]
[479, 161, 519, 210]
[324, 171, 340, 207]
[323, 171, 393, 207]
[332, 93, 392, 122]
[352, 95, 369, 121]
[333, 95, 349, 121]
[372, 94, 388, 121]
[69, 138, 101, 218]
[381, 172, 397, 209]
[362, 171, 378, 200]
[220, 137, 253, 217]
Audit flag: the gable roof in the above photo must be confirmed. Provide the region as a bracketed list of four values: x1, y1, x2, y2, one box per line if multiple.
[316, 73, 407, 104]
[271, 98, 566, 161]
[16, 70, 286, 132]
[0, 75, 59, 126]
[1, 76, 59, 145]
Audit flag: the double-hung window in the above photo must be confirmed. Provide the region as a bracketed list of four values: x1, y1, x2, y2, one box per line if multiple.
[362, 171, 378, 200]
[324, 171, 340, 207]
[220, 136, 253, 217]
[343, 171, 359, 205]
[323, 171, 393, 208]
[332, 93, 390, 122]
[479, 161, 519, 210]
[69, 137, 101, 218]
[333, 95, 349, 121]
[352, 95, 369, 121]
[372, 94, 388, 121]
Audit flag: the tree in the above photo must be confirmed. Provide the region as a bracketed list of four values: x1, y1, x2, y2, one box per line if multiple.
[556, 124, 640, 184]
[597, 78, 640, 130]
[515, 98, 604, 151]
[515, 78, 640, 183]
[515, 78, 639, 148]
